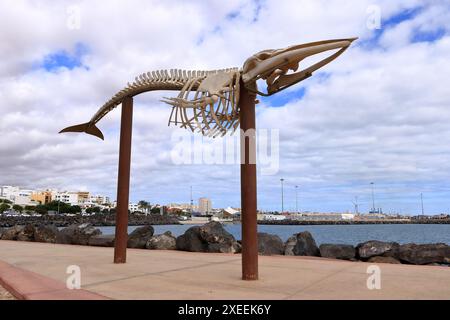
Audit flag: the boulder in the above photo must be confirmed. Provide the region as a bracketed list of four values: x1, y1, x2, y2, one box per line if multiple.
[284, 231, 320, 256]
[257, 233, 284, 255]
[398, 243, 450, 265]
[56, 223, 102, 245]
[176, 226, 205, 252]
[34, 225, 59, 243]
[17, 224, 36, 241]
[176, 221, 239, 253]
[367, 256, 401, 264]
[234, 241, 242, 254]
[146, 231, 176, 250]
[356, 240, 400, 259]
[89, 234, 115, 247]
[127, 225, 154, 248]
[319, 244, 355, 260]
[1, 225, 25, 240]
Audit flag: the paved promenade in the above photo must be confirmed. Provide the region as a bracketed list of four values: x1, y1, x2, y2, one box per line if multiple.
[0, 240, 449, 300]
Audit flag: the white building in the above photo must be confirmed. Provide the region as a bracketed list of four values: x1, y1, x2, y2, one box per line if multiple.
[287, 213, 355, 221]
[258, 214, 287, 221]
[90, 195, 111, 205]
[0, 186, 38, 206]
[52, 191, 80, 206]
[224, 207, 240, 216]
[0, 186, 20, 200]
[198, 197, 212, 215]
[13, 189, 37, 206]
[128, 203, 140, 212]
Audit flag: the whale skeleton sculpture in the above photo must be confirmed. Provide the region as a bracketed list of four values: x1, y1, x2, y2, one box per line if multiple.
[60, 38, 357, 139]
[59, 37, 356, 275]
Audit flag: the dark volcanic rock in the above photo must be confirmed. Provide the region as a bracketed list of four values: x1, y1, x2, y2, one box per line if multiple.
[356, 240, 400, 259]
[398, 243, 450, 265]
[284, 231, 320, 256]
[257, 233, 284, 255]
[89, 234, 115, 247]
[127, 225, 154, 248]
[56, 223, 102, 245]
[0, 213, 181, 228]
[176, 221, 239, 253]
[1, 225, 25, 240]
[198, 222, 239, 253]
[176, 226, 205, 252]
[146, 231, 176, 250]
[367, 256, 401, 264]
[319, 244, 355, 260]
[17, 224, 35, 241]
[34, 225, 59, 243]
[234, 241, 242, 254]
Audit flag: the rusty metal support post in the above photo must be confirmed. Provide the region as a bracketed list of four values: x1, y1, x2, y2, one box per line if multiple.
[239, 81, 258, 280]
[114, 96, 133, 263]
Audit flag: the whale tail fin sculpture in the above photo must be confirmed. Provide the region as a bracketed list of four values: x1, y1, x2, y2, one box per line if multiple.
[59, 122, 104, 140]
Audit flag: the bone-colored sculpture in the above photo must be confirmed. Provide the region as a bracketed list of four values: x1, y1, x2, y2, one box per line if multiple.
[60, 38, 356, 139]
[59, 37, 357, 276]
[162, 68, 240, 137]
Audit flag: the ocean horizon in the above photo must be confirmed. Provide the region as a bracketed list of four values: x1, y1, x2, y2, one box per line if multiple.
[98, 223, 450, 246]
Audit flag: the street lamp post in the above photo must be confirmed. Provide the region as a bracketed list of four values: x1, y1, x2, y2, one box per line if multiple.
[370, 182, 375, 213]
[352, 196, 359, 215]
[190, 185, 193, 216]
[295, 185, 299, 213]
[420, 193, 424, 216]
[280, 178, 285, 213]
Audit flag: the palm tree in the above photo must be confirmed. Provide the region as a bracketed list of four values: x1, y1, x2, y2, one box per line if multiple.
[138, 200, 150, 214]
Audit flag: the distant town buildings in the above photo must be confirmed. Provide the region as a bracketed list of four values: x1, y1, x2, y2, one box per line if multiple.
[286, 213, 356, 221]
[128, 203, 140, 212]
[1, 186, 38, 206]
[111, 201, 150, 213]
[0, 185, 112, 209]
[2, 184, 448, 220]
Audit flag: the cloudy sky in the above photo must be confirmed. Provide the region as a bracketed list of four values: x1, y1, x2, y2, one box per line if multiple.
[1, 0, 450, 214]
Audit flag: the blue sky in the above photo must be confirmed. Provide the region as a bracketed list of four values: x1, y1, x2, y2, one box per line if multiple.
[40, 43, 89, 72]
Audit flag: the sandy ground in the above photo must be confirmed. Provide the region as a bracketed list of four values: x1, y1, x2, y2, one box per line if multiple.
[0, 285, 15, 300]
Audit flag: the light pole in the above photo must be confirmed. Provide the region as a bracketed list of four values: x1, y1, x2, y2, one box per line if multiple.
[352, 196, 359, 215]
[420, 193, 424, 216]
[295, 185, 299, 213]
[370, 182, 375, 213]
[190, 185, 193, 216]
[280, 178, 285, 213]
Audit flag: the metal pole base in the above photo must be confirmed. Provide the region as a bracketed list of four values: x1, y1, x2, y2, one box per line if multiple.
[239, 82, 258, 280]
[114, 96, 133, 264]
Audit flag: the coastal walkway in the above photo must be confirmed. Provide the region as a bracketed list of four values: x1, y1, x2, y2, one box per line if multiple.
[0, 240, 449, 299]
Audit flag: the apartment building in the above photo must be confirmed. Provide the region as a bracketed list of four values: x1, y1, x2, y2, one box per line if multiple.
[30, 191, 52, 205]
[198, 197, 212, 215]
